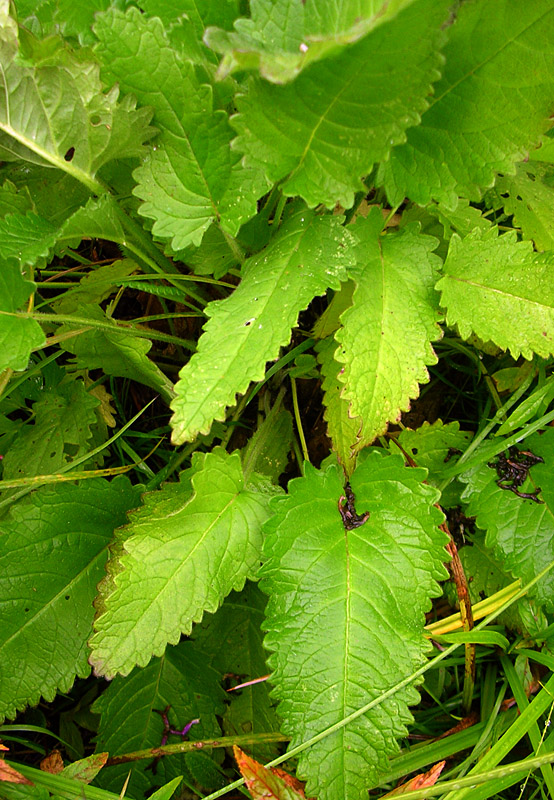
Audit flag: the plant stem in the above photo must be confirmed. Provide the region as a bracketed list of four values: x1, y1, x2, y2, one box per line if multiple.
[290, 376, 309, 463]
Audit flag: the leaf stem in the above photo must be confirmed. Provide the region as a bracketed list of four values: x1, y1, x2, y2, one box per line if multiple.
[290, 376, 309, 464]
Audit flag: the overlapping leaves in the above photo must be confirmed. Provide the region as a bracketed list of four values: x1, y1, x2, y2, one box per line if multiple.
[380, 0, 554, 208]
[461, 430, 554, 612]
[0, 0, 153, 189]
[89, 449, 276, 679]
[170, 209, 355, 445]
[0, 478, 141, 721]
[231, 0, 450, 209]
[93, 7, 270, 250]
[260, 454, 448, 800]
[93, 642, 225, 796]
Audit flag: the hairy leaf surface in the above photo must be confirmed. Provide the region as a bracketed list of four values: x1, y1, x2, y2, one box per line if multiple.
[231, 0, 449, 208]
[93, 642, 225, 796]
[461, 430, 554, 611]
[170, 209, 355, 444]
[94, 8, 270, 250]
[380, 0, 554, 208]
[260, 454, 448, 799]
[90, 449, 275, 679]
[0, 478, 141, 721]
[437, 228, 554, 359]
[335, 215, 441, 453]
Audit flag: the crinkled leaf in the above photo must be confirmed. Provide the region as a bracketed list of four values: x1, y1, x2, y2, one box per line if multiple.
[205, 0, 419, 84]
[0, 4, 154, 184]
[335, 215, 442, 453]
[437, 227, 554, 359]
[395, 420, 472, 507]
[0, 478, 141, 721]
[316, 335, 361, 476]
[58, 304, 175, 403]
[0, 257, 44, 370]
[193, 583, 280, 761]
[260, 454, 448, 799]
[380, 0, 554, 208]
[170, 209, 355, 444]
[460, 430, 554, 612]
[231, 0, 449, 209]
[495, 162, 554, 251]
[94, 8, 270, 250]
[0, 378, 99, 488]
[89, 449, 275, 679]
[93, 642, 225, 796]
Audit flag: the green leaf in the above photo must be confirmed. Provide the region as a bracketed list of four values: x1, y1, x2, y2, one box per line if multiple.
[94, 8, 270, 250]
[260, 454, 448, 799]
[0, 212, 57, 266]
[335, 215, 442, 453]
[93, 642, 225, 796]
[316, 335, 361, 477]
[495, 162, 554, 251]
[170, 209, 355, 444]
[231, 0, 449, 209]
[0, 257, 44, 370]
[380, 0, 554, 208]
[0, 478, 141, 721]
[394, 420, 472, 507]
[54, 259, 138, 313]
[0, 179, 33, 217]
[89, 449, 275, 679]
[437, 227, 554, 359]
[192, 583, 281, 761]
[0, 164, 90, 225]
[241, 397, 293, 483]
[205, 0, 420, 84]
[448, 532, 547, 638]
[58, 304, 175, 403]
[0, 378, 99, 487]
[0, 5, 154, 189]
[461, 430, 554, 612]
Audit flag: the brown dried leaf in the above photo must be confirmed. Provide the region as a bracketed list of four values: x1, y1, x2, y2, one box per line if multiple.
[234, 747, 307, 800]
[40, 750, 64, 774]
[0, 759, 34, 785]
[384, 761, 445, 797]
